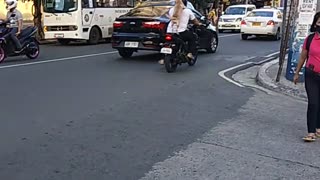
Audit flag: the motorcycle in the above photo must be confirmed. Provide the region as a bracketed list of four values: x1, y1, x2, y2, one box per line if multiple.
[0, 16, 40, 63]
[160, 22, 209, 73]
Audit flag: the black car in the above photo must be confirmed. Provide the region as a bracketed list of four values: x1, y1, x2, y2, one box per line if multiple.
[111, 0, 218, 58]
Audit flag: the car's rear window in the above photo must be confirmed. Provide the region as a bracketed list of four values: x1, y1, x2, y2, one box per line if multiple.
[126, 6, 171, 17]
[247, 11, 274, 17]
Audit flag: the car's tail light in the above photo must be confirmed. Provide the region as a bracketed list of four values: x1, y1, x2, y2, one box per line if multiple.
[165, 34, 172, 41]
[267, 20, 275, 26]
[113, 21, 124, 28]
[142, 21, 166, 30]
[241, 20, 246, 25]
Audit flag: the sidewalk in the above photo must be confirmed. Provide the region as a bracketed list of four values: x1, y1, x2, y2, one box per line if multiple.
[257, 58, 307, 101]
[140, 63, 320, 179]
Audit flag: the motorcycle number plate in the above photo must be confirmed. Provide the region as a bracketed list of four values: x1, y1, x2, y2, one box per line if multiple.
[54, 33, 64, 38]
[160, 47, 172, 54]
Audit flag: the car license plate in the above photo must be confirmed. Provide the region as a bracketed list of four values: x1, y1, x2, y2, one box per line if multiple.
[252, 22, 261, 26]
[160, 47, 172, 54]
[54, 33, 64, 38]
[224, 24, 232, 27]
[124, 41, 139, 48]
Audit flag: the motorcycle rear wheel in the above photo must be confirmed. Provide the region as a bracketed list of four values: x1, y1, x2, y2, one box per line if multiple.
[164, 54, 177, 73]
[26, 40, 40, 59]
[0, 46, 5, 63]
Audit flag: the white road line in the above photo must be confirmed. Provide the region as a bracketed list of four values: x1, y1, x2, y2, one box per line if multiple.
[218, 51, 280, 88]
[218, 61, 252, 88]
[0, 51, 117, 69]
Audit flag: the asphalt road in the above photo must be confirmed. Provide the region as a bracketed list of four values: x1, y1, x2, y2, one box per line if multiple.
[0, 33, 280, 180]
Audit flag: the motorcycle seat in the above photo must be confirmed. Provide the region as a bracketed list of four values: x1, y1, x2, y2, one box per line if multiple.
[18, 26, 36, 39]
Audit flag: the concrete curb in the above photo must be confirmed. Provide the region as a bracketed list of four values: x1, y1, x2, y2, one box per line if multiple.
[256, 59, 307, 101]
[256, 59, 278, 89]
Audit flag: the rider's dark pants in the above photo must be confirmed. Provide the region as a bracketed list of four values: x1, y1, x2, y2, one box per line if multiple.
[8, 27, 22, 50]
[179, 30, 197, 55]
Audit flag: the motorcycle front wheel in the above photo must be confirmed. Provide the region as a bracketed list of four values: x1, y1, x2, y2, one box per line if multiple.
[164, 54, 177, 73]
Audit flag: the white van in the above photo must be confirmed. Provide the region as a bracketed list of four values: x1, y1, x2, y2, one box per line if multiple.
[218, 4, 256, 33]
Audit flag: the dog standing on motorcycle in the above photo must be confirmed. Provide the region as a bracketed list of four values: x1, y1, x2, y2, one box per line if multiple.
[3, 0, 23, 53]
[159, 0, 201, 65]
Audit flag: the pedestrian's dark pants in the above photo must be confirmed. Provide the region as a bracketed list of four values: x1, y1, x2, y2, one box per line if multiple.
[8, 27, 22, 50]
[179, 30, 197, 55]
[305, 68, 320, 133]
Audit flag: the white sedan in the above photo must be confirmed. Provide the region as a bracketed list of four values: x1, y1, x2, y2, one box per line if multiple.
[240, 8, 282, 40]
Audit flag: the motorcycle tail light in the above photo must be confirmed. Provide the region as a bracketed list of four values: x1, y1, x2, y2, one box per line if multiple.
[165, 34, 172, 41]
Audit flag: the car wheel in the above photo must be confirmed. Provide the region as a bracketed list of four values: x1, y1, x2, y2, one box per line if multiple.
[88, 27, 101, 45]
[58, 39, 71, 45]
[241, 34, 248, 40]
[206, 32, 218, 53]
[118, 49, 134, 59]
[273, 29, 280, 41]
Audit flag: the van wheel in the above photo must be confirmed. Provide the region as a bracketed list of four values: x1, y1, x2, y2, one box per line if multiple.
[88, 27, 101, 45]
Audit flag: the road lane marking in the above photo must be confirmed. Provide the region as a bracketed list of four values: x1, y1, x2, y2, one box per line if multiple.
[0, 34, 255, 69]
[0, 51, 117, 69]
[219, 34, 238, 38]
[218, 51, 280, 88]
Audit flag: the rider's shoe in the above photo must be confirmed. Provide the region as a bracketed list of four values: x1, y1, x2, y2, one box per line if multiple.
[187, 53, 195, 60]
[158, 59, 164, 65]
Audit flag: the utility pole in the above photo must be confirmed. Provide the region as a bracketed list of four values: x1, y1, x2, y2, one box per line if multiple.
[275, 0, 299, 82]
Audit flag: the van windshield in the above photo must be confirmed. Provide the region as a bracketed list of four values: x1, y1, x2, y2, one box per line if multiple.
[225, 7, 246, 15]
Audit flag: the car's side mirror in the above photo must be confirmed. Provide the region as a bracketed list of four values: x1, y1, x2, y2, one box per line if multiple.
[222, 12, 225, 15]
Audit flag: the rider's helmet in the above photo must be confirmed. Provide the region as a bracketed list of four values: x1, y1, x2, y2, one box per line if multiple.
[5, 0, 18, 11]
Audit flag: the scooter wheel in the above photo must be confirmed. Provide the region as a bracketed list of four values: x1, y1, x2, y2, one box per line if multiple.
[164, 54, 177, 73]
[0, 47, 5, 63]
[26, 41, 40, 59]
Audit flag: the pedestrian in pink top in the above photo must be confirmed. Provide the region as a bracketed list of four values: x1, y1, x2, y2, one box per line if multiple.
[294, 12, 320, 142]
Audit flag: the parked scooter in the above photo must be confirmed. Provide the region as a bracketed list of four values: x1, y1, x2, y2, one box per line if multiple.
[0, 16, 40, 63]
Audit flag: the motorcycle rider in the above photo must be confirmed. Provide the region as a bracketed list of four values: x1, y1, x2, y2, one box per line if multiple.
[4, 0, 23, 53]
[159, 0, 201, 65]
